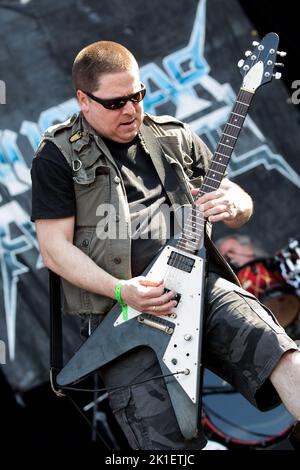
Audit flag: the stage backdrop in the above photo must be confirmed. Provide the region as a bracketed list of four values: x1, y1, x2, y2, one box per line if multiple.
[0, 0, 299, 391]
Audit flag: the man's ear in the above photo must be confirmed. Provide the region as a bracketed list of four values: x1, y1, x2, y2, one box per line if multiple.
[77, 89, 89, 113]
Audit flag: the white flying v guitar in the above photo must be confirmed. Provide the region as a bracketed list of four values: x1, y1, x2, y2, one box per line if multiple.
[56, 33, 285, 439]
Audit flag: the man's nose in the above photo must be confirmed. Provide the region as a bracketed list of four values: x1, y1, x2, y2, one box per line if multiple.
[122, 100, 136, 113]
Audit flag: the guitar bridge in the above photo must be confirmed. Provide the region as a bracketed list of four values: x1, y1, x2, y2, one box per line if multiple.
[137, 314, 174, 335]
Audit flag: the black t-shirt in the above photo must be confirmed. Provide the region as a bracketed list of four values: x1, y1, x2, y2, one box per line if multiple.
[102, 136, 173, 276]
[31, 141, 75, 220]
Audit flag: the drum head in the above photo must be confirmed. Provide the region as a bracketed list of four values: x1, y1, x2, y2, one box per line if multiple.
[235, 258, 300, 329]
[203, 370, 294, 449]
[261, 292, 300, 327]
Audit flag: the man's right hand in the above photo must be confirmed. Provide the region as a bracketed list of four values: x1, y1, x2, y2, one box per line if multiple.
[119, 277, 177, 316]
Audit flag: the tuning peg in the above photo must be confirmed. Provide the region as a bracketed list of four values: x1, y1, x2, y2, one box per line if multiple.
[237, 59, 245, 68]
[244, 50, 252, 57]
[273, 72, 282, 79]
[252, 41, 259, 46]
[274, 62, 284, 67]
[277, 51, 287, 57]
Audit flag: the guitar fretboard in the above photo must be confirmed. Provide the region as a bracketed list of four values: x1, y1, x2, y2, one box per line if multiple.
[177, 89, 254, 254]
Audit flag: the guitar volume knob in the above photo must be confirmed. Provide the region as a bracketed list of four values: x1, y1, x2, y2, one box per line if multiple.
[184, 334, 192, 341]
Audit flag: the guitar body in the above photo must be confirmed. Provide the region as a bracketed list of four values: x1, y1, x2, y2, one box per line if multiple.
[57, 241, 206, 439]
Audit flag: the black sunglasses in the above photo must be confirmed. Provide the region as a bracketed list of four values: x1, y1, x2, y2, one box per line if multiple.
[84, 83, 146, 110]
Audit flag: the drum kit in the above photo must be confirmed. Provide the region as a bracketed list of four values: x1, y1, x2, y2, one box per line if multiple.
[203, 237, 300, 450]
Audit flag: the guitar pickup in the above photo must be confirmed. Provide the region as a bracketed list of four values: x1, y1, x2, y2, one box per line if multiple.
[137, 314, 174, 335]
[164, 288, 181, 306]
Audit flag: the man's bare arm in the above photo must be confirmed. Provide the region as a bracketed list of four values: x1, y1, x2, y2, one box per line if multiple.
[35, 217, 117, 299]
[36, 217, 179, 315]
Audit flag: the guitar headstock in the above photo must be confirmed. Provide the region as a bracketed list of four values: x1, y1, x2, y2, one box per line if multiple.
[238, 32, 286, 93]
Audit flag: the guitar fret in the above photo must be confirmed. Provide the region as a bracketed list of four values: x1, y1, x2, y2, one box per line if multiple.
[184, 227, 202, 234]
[226, 122, 240, 129]
[208, 168, 223, 176]
[223, 133, 237, 139]
[210, 165, 226, 174]
[231, 111, 245, 118]
[183, 227, 203, 236]
[236, 100, 249, 106]
[205, 175, 220, 183]
[215, 152, 229, 159]
[219, 142, 234, 149]
[214, 162, 227, 168]
[230, 116, 243, 124]
[178, 233, 200, 242]
[202, 182, 217, 190]
[185, 218, 204, 227]
[177, 240, 199, 252]
[223, 127, 240, 139]
[184, 217, 205, 230]
[185, 219, 203, 228]
[185, 219, 203, 229]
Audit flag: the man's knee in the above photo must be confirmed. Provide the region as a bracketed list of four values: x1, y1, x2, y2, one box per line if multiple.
[270, 349, 300, 383]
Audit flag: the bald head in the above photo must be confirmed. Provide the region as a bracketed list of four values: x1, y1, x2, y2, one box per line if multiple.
[72, 41, 139, 93]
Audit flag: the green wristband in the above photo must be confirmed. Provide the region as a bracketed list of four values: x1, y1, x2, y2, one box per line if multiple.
[115, 280, 128, 321]
[115, 280, 125, 304]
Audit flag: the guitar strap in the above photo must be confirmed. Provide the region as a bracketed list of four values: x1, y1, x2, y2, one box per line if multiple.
[139, 122, 192, 209]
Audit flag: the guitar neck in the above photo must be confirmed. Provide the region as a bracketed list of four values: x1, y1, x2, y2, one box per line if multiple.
[197, 88, 254, 198]
[177, 88, 254, 254]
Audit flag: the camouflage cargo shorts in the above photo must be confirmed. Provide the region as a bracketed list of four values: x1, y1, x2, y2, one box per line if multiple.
[80, 271, 297, 450]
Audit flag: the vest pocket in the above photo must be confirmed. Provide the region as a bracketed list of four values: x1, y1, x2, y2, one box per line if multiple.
[74, 174, 110, 227]
[73, 228, 93, 254]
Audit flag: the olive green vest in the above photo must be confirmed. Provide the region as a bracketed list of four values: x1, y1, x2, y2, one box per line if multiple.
[38, 112, 238, 315]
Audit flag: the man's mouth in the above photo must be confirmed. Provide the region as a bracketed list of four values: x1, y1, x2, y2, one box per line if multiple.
[121, 118, 135, 126]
